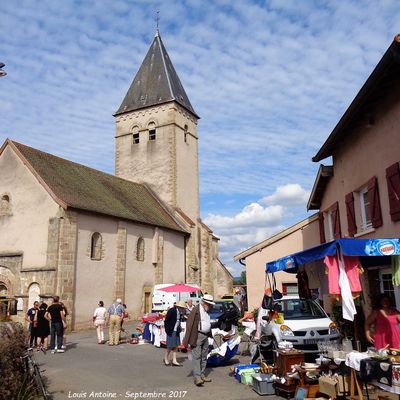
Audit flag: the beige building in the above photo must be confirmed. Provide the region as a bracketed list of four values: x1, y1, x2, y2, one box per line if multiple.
[235, 34, 400, 314]
[0, 32, 232, 329]
[235, 215, 319, 311]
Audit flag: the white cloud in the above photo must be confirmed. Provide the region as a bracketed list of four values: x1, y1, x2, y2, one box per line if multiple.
[204, 203, 283, 230]
[1, 0, 398, 274]
[260, 184, 310, 207]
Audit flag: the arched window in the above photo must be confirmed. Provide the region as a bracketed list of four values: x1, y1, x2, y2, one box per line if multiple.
[28, 283, 40, 308]
[0, 194, 11, 216]
[132, 125, 140, 144]
[148, 122, 156, 141]
[91, 232, 102, 260]
[136, 237, 145, 261]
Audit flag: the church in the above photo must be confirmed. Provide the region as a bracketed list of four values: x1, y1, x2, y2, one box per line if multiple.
[0, 31, 233, 329]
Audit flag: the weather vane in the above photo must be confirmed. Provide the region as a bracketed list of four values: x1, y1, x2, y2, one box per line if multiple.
[156, 10, 160, 33]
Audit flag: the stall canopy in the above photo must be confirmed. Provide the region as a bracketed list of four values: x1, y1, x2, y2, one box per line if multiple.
[266, 238, 400, 273]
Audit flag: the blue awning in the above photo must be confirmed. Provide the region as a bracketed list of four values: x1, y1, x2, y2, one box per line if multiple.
[266, 238, 400, 273]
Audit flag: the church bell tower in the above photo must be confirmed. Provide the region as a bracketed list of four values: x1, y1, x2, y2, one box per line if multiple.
[114, 31, 200, 222]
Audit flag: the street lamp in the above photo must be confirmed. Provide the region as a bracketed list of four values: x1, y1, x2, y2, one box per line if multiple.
[0, 62, 7, 77]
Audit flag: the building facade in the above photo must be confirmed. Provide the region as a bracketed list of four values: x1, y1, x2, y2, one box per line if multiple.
[236, 34, 400, 315]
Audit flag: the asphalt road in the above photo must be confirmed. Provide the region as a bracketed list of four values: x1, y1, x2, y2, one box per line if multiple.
[34, 323, 279, 400]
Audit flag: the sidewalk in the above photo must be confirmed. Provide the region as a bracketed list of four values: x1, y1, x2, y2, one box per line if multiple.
[35, 322, 276, 400]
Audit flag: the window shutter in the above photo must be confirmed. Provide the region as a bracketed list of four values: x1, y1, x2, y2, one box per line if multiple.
[345, 192, 357, 237]
[367, 176, 383, 228]
[318, 212, 326, 244]
[386, 162, 400, 222]
[332, 201, 342, 239]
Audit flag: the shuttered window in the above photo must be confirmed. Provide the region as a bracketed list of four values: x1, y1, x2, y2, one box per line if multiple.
[324, 202, 341, 241]
[318, 212, 326, 244]
[386, 162, 400, 222]
[345, 192, 357, 237]
[332, 201, 342, 239]
[367, 176, 383, 228]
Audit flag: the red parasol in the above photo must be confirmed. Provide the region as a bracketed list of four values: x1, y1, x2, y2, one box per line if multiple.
[159, 283, 201, 293]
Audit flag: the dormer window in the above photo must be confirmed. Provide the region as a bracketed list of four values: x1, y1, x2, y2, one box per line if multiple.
[148, 122, 156, 141]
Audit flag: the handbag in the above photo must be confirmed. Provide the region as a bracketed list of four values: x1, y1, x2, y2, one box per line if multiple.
[267, 273, 283, 301]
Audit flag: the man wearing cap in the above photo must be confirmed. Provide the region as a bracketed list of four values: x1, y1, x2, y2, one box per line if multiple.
[182, 294, 215, 386]
[107, 298, 125, 346]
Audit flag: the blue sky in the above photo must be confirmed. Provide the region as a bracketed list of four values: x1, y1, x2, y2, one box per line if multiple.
[1, 0, 399, 275]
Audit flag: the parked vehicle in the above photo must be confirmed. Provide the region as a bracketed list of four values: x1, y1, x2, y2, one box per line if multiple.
[260, 295, 340, 354]
[209, 300, 240, 331]
[151, 284, 202, 312]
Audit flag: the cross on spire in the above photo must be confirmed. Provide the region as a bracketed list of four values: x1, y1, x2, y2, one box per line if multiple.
[155, 10, 160, 36]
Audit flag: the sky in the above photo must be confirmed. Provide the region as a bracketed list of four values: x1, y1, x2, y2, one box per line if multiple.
[1, 0, 399, 276]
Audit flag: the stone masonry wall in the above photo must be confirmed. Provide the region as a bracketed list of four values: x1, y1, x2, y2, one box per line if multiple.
[114, 222, 127, 301]
[56, 210, 78, 329]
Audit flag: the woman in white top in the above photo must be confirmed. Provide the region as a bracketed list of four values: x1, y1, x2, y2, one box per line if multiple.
[93, 301, 107, 344]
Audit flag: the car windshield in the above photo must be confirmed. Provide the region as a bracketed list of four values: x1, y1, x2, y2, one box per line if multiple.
[211, 303, 224, 313]
[274, 298, 327, 320]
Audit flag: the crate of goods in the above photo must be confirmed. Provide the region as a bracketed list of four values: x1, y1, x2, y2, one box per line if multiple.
[252, 373, 275, 395]
[234, 364, 259, 382]
[240, 368, 257, 385]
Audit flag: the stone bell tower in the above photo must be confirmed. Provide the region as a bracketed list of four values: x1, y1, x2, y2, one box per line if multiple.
[114, 30, 200, 223]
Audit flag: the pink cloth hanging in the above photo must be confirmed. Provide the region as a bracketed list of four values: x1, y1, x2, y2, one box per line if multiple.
[324, 255, 362, 295]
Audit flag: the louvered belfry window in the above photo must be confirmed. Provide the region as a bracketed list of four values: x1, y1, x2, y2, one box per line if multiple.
[386, 162, 400, 222]
[345, 192, 357, 237]
[367, 176, 383, 228]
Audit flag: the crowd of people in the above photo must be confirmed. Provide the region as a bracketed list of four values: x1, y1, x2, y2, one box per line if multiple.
[26, 293, 225, 386]
[26, 295, 68, 354]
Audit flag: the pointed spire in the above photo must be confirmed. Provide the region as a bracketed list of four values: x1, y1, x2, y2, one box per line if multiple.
[115, 33, 198, 118]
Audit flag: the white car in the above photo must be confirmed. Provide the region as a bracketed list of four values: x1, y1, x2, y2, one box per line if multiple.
[260, 295, 340, 354]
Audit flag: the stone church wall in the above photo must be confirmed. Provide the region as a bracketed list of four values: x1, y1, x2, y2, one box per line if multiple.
[74, 212, 118, 330]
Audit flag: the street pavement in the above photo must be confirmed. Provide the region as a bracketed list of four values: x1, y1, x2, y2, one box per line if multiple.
[34, 323, 279, 400]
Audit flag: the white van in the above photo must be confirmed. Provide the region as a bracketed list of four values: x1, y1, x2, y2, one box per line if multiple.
[152, 284, 203, 312]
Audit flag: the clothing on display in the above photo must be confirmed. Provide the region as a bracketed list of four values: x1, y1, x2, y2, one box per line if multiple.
[306, 261, 321, 289]
[338, 251, 357, 321]
[296, 269, 311, 299]
[392, 256, 400, 286]
[324, 254, 362, 295]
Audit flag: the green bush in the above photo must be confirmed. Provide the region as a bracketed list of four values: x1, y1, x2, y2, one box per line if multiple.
[0, 322, 40, 399]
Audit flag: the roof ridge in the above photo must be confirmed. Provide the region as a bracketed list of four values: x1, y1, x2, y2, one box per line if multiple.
[157, 35, 174, 100]
[10, 140, 144, 188]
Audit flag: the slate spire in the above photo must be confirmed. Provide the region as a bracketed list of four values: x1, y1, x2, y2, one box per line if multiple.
[115, 32, 198, 118]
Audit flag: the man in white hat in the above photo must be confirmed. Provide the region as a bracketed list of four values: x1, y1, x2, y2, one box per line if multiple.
[107, 298, 125, 346]
[182, 294, 215, 386]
